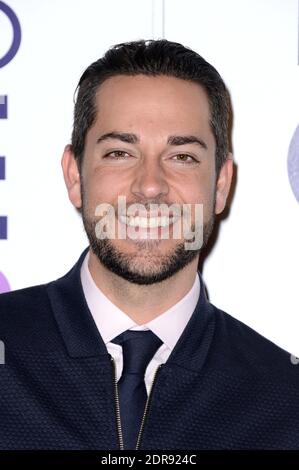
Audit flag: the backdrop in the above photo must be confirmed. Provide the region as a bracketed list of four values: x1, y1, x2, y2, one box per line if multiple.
[1, 0, 299, 355]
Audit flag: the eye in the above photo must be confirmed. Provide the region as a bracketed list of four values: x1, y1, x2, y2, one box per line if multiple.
[103, 150, 131, 159]
[172, 154, 198, 164]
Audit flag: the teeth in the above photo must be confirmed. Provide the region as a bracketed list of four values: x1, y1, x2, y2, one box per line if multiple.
[119, 215, 175, 228]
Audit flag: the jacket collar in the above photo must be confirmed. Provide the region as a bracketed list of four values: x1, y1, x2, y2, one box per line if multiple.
[46, 248, 215, 373]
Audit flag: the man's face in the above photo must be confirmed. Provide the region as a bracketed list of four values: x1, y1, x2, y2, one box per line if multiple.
[64, 75, 232, 284]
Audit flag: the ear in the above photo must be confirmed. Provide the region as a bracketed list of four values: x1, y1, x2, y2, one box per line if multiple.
[61, 144, 82, 209]
[215, 153, 234, 215]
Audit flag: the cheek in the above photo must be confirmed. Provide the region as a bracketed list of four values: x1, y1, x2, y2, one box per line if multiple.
[190, 177, 216, 222]
[82, 169, 126, 212]
[187, 170, 215, 202]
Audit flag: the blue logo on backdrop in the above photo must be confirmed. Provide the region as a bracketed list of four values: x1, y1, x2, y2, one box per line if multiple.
[288, 125, 299, 203]
[0, 2, 21, 290]
[0, 1, 21, 68]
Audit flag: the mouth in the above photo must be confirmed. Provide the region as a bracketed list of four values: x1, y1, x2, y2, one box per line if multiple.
[118, 214, 179, 229]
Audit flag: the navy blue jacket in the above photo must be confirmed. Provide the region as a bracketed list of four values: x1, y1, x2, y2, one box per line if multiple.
[1, 249, 299, 449]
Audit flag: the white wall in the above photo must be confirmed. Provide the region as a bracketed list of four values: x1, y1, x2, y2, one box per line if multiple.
[165, 0, 299, 354]
[1, 0, 299, 354]
[0, 0, 153, 284]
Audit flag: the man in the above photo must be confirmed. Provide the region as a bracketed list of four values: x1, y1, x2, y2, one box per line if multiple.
[0, 39, 299, 450]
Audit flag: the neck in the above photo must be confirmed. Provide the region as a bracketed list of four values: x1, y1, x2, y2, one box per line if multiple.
[88, 251, 199, 325]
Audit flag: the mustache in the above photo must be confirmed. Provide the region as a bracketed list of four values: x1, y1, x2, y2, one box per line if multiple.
[115, 201, 183, 218]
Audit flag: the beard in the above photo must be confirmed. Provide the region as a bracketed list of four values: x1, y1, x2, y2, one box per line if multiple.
[81, 196, 215, 286]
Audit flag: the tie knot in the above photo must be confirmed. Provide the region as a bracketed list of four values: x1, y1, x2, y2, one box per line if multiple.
[112, 330, 163, 375]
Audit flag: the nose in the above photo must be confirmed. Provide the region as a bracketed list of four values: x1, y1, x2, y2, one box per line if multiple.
[130, 157, 169, 201]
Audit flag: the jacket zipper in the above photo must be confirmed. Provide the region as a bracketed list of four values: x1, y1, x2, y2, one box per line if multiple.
[135, 363, 163, 450]
[110, 355, 163, 450]
[111, 355, 124, 450]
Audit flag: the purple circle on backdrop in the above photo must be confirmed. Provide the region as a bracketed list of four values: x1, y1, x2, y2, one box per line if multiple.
[288, 125, 299, 203]
[0, 1, 21, 68]
[0, 272, 10, 293]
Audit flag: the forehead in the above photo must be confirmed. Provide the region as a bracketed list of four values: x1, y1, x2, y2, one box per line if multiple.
[93, 74, 212, 135]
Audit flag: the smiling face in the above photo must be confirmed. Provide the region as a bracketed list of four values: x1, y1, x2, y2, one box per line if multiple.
[62, 74, 233, 284]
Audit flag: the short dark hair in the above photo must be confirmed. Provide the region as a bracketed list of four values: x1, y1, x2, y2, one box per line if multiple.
[71, 39, 230, 176]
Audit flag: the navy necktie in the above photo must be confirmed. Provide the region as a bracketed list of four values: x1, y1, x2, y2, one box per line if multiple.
[111, 330, 163, 449]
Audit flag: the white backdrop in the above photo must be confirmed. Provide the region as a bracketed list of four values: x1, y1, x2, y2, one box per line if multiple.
[1, 0, 299, 355]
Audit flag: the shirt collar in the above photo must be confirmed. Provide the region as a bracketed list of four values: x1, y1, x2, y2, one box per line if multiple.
[80, 251, 200, 350]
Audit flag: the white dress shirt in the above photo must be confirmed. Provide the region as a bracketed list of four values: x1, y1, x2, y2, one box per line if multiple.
[80, 252, 200, 395]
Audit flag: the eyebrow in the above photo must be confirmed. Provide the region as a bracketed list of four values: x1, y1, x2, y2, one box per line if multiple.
[96, 132, 208, 150]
